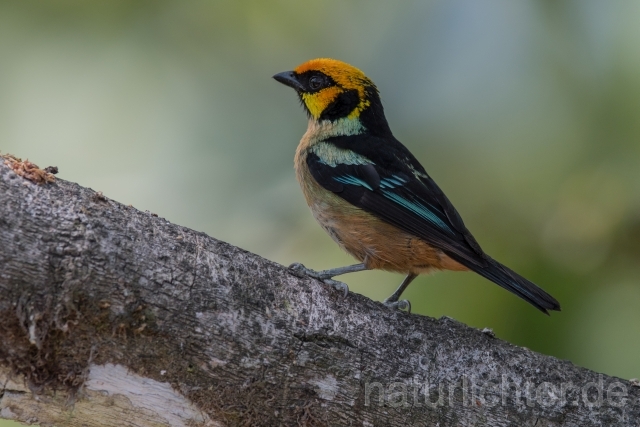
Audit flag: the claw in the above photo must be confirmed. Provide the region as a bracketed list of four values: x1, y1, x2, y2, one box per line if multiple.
[324, 279, 349, 299]
[288, 262, 318, 279]
[288, 262, 306, 273]
[397, 299, 411, 313]
[383, 299, 411, 313]
[288, 263, 349, 298]
[288, 262, 304, 270]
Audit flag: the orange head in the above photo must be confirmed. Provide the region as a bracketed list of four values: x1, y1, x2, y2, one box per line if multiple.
[273, 58, 386, 128]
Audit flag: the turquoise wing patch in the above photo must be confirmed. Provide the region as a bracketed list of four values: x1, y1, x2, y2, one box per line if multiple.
[333, 175, 374, 191]
[380, 190, 452, 234]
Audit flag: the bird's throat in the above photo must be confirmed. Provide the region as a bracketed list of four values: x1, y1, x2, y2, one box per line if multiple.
[303, 117, 365, 146]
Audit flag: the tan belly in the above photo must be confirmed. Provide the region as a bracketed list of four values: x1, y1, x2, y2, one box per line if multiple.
[295, 149, 466, 274]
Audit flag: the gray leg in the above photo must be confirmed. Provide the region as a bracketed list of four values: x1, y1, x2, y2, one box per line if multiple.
[383, 273, 417, 312]
[289, 262, 368, 279]
[288, 262, 369, 298]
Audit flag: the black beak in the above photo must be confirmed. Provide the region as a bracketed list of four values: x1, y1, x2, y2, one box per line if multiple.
[273, 71, 305, 92]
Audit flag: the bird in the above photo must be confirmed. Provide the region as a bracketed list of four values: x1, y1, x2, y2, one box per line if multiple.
[273, 58, 560, 315]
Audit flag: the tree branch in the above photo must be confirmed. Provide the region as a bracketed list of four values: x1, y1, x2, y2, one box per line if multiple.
[0, 159, 638, 427]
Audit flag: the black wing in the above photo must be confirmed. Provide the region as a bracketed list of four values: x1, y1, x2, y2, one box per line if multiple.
[306, 141, 486, 268]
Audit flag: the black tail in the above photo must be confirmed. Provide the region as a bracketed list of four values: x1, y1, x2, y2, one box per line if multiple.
[472, 256, 560, 315]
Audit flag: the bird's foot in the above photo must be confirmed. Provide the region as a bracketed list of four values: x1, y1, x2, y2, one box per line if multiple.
[383, 298, 411, 313]
[321, 278, 349, 299]
[288, 262, 329, 279]
[288, 263, 349, 299]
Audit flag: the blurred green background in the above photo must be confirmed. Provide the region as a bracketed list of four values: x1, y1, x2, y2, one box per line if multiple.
[1, 1, 639, 423]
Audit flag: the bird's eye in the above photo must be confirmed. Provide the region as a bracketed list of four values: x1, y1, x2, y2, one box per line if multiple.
[309, 75, 324, 91]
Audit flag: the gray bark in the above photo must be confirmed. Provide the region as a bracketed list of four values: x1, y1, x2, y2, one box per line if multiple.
[0, 159, 638, 427]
